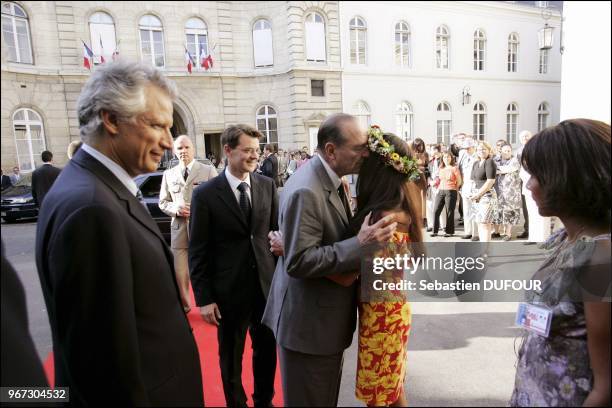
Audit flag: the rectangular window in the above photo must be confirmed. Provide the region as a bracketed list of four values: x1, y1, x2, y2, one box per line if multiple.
[506, 115, 518, 144]
[437, 120, 451, 145]
[311, 79, 325, 97]
[539, 49, 548, 74]
[306, 22, 326, 62]
[90, 23, 116, 64]
[253, 27, 273, 67]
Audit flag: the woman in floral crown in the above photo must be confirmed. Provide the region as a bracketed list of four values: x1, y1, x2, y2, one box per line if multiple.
[351, 126, 423, 407]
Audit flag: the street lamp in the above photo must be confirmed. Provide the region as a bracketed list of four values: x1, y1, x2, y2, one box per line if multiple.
[461, 86, 471, 106]
[538, 8, 554, 50]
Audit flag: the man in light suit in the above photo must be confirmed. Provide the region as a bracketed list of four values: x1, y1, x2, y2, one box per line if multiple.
[262, 113, 397, 407]
[35, 60, 203, 406]
[159, 135, 217, 312]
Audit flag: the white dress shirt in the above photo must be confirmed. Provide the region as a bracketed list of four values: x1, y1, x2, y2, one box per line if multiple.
[317, 153, 342, 191]
[81, 144, 139, 197]
[225, 169, 252, 205]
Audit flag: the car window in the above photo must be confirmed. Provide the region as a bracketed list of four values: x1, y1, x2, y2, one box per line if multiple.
[139, 175, 162, 197]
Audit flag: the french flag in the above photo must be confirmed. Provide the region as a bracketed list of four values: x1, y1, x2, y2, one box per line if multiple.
[99, 36, 105, 64]
[185, 48, 194, 74]
[82, 41, 94, 70]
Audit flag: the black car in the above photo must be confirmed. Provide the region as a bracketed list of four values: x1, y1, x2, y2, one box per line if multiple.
[1, 173, 38, 223]
[134, 172, 171, 243]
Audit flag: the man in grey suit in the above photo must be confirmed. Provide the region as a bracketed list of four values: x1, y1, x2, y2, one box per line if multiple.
[262, 113, 397, 407]
[159, 135, 217, 312]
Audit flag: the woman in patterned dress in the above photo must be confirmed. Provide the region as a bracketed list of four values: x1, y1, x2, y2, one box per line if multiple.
[351, 129, 423, 407]
[493, 143, 522, 240]
[509, 119, 610, 407]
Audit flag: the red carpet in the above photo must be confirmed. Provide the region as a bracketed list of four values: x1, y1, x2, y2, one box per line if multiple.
[43, 288, 284, 407]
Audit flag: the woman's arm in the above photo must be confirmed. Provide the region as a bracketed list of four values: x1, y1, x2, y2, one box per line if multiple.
[583, 301, 611, 406]
[497, 158, 521, 175]
[474, 179, 496, 199]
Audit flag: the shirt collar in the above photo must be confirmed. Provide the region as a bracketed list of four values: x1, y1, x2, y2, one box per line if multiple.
[179, 159, 195, 173]
[81, 144, 139, 197]
[317, 153, 342, 190]
[225, 169, 251, 191]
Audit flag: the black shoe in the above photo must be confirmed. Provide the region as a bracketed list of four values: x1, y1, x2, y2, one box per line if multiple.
[426, 227, 433, 232]
[471, 236, 480, 242]
[491, 232, 501, 238]
[444, 234, 453, 238]
[517, 232, 529, 239]
[461, 234, 472, 239]
[430, 233, 438, 237]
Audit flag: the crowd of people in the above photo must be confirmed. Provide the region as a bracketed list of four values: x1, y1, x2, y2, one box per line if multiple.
[1, 60, 610, 408]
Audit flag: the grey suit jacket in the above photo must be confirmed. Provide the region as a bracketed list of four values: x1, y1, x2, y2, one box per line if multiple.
[262, 155, 362, 356]
[159, 161, 217, 249]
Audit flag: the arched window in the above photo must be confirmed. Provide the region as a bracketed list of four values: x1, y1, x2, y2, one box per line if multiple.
[435, 25, 449, 69]
[473, 29, 486, 71]
[538, 102, 549, 132]
[352, 100, 371, 130]
[12, 108, 46, 172]
[473, 102, 486, 140]
[253, 19, 273, 67]
[394, 21, 410, 67]
[506, 103, 519, 144]
[395, 102, 413, 141]
[305, 12, 326, 62]
[436, 102, 452, 144]
[349, 16, 366, 65]
[89, 11, 116, 64]
[507, 33, 519, 72]
[256, 105, 278, 150]
[139, 14, 165, 67]
[185, 17, 208, 71]
[1, 2, 33, 64]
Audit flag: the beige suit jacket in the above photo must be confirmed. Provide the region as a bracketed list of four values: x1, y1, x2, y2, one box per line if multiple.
[159, 161, 217, 248]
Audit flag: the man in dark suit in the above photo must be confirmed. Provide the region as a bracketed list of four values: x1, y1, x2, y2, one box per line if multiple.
[189, 124, 278, 407]
[1, 170, 12, 191]
[31, 151, 61, 208]
[260, 144, 279, 186]
[35, 60, 203, 406]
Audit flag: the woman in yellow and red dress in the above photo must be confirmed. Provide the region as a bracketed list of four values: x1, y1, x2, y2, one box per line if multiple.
[352, 128, 424, 407]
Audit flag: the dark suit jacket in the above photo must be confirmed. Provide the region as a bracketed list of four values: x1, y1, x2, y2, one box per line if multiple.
[1, 240, 47, 388]
[35, 149, 203, 406]
[189, 170, 278, 313]
[1, 175, 12, 191]
[31, 163, 61, 207]
[261, 154, 279, 185]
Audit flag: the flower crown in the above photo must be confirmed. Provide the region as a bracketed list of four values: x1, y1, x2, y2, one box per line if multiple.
[367, 125, 421, 182]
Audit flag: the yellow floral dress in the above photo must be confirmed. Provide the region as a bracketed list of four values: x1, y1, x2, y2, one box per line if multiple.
[356, 231, 412, 406]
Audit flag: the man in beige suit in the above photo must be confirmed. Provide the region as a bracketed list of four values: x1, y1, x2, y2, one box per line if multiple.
[159, 135, 217, 312]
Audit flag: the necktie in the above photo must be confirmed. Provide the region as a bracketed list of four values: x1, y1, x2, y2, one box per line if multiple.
[338, 185, 352, 220]
[183, 167, 189, 181]
[237, 182, 252, 224]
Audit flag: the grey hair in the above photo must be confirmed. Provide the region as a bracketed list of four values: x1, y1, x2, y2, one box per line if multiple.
[76, 59, 178, 143]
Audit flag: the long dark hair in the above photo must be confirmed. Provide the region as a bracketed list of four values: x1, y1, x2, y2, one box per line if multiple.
[352, 132, 423, 244]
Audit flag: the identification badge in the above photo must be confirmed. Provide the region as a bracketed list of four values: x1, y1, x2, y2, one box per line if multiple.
[515, 302, 552, 337]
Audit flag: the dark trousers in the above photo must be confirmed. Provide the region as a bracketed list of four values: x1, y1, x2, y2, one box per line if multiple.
[433, 190, 458, 234]
[521, 193, 529, 233]
[458, 194, 463, 219]
[217, 286, 276, 407]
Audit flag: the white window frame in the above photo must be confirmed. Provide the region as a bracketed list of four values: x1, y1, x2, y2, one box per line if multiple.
[396, 101, 414, 142]
[185, 17, 208, 72]
[539, 48, 548, 74]
[139, 14, 165, 68]
[473, 29, 486, 71]
[538, 102, 549, 132]
[352, 100, 371, 130]
[536, 1, 549, 8]
[253, 19, 273, 67]
[394, 21, 411, 68]
[473, 102, 487, 141]
[12, 108, 46, 173]
[89, 11, 116, 65]
[507, 33, 519, 72]
[506, 103, 519, 144]
[435, 25, 449, 69]
[349, 16, 366, 65]
[436, 102, 452, 145]
[1, 2, 33, 64]
[305, 12, 326, 62]
[256, 105, 278, 149]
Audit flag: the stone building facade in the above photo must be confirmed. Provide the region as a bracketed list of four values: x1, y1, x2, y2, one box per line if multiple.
[1, 1, 342, 172]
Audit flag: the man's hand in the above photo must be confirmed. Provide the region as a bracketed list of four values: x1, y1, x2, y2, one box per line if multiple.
[177, 203, 191, 217]
[357, 212, 397, 245]
[268, 230, 284, 256]
[199, 303, 222, 325]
